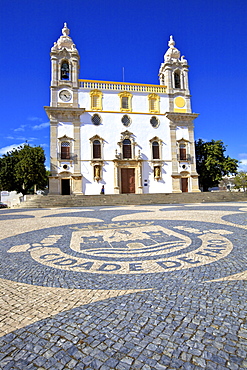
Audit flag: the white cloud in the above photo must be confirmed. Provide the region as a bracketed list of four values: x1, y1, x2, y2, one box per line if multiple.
[32, 122, 50, 130]
[238, 159, 247, 172]
[28, 116, 43, 122]
[239, 153, 247, 159]
[14, 125, 26, 132]
[0, 143, 26, 156]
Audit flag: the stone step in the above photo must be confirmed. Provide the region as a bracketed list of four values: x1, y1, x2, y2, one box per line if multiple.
[15, 192, 247, 208]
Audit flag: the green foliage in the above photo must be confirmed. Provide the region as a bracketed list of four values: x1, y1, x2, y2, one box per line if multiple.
[0, 144, 48, 195]
[233, 171, 247, 192]
[195, 139, 239, 191]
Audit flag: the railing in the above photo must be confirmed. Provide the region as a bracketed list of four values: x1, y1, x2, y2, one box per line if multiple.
[79, 79, 167, 94]
[177, 154, 193, 163]
[57, 153, 77, 161]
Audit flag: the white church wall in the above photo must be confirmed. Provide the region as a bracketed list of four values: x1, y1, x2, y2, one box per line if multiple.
[57, 122, 74, 138]
[176, 126, 189, 141]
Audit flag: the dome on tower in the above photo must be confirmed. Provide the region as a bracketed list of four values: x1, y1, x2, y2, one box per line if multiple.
[51, 23, 78, 53]
[164, 36, 180, 61]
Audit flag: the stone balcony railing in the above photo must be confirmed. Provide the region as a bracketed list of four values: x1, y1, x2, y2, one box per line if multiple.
[79, 79, 167, 94]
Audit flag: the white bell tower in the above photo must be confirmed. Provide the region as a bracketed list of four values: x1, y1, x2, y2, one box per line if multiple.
[45, 24, 84, 195]
[159, 36, 191, 112]
[159, 36, 200, 193]
[50, 23, 80, 108]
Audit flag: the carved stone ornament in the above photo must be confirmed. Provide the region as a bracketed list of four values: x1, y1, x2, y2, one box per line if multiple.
[164, 36, 180, 61]
[51, 23, 79, 54]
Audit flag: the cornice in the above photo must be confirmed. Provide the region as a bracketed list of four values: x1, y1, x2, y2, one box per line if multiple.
[44, 106, 85, 121]
[166, 112, 199, 127]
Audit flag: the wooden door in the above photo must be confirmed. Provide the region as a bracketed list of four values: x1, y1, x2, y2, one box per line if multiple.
[62, 179, 70, 195]
[121, 168, 135, 193]
[181, 178, 188, 192]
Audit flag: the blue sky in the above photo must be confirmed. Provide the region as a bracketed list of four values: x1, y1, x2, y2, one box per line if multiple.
[1, 0, 247, 171]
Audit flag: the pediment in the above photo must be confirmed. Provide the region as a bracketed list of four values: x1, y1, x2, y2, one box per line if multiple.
[89, 134, 104, 142]
[58, 135, 74, 141]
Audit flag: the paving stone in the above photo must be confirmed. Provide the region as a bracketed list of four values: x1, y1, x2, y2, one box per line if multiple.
[0, 203, 247, 369]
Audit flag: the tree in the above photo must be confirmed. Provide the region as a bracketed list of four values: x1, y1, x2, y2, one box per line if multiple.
[195, 139, 239, 191]
[0, 144, 48, 195]
[233, 171, 247, 192]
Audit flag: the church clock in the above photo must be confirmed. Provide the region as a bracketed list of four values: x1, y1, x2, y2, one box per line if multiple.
[59, 89, 72, 102]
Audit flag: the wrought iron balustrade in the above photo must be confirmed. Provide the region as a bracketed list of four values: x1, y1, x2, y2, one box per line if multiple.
[57, 153, 77, 161]
[177, 154, 193, 163]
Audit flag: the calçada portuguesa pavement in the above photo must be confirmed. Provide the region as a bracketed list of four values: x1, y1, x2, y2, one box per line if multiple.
[0, 202, 247, 370]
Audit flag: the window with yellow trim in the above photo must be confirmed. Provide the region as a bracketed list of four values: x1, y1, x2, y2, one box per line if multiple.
[90, 89, 103, 110]
[118, 92, 132, 112]
[148, 94, 160, 113]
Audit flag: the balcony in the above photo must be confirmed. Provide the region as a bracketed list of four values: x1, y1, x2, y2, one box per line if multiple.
[57, 153, 77, 161]
[177, 154, 193, 163]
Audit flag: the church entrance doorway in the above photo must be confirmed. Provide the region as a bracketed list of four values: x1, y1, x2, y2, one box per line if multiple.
[181, 178, 188, 192]
[121, 168, 135, 193]
[61, 179, 70, 195]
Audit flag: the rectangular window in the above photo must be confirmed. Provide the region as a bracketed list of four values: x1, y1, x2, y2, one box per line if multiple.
[152, 146, 160, 159]
[150, 99, 156, 111]
[61, 146, 70, 159]
[123, 144, 131, 158]
[92, 95, 99, 109]
[122, 97, 129, 109]
[93, 144, 101, 159]
[180, 148, 186, 160]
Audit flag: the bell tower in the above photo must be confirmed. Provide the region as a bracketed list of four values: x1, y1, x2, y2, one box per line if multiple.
[159, 36, 200, 193]
[159, 36, 191, 113]
[50, 23, 80, 108]
[45, 24, 84, 195]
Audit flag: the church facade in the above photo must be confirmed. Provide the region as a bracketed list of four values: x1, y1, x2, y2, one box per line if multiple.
[45, 23, 200, 195]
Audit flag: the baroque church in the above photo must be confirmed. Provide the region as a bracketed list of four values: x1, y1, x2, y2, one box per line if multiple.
[45, 23, 200, 195]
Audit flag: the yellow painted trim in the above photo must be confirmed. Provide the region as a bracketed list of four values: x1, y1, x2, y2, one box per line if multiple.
[174, 108, 187, 113]
[89, 89, 103, 96]
[80, 79, 166, 88]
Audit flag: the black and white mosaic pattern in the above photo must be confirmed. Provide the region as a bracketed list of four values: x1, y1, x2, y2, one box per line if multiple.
[0, 203, 246, 369]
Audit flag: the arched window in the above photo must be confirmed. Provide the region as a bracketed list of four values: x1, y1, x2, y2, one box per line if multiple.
[123, 139, 132, 159]
[152, 141, 160, 159]
[61, 141, 70, 159]
[61, 60, 69, 80]
[174, 71, 181, 88]
[93, 140, 101, 159]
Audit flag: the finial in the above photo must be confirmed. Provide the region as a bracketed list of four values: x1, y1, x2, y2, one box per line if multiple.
[62, 22, 70, 36]
[168, 35, 175, 48]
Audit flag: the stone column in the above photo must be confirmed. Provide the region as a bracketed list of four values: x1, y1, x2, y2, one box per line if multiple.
[170, 122, 181, 193]
[114, 163, 120, 194]
[188, 123, 200, 192]
[49, 120, 59, 194]
[73, 120, 82, 194]
[137, 161, 143, 193]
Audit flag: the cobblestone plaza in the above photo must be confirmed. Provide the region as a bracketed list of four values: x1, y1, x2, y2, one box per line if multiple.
[0, 202, 246, 369]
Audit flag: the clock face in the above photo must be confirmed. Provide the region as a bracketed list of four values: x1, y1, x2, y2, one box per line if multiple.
[59, 90, 72, 102]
